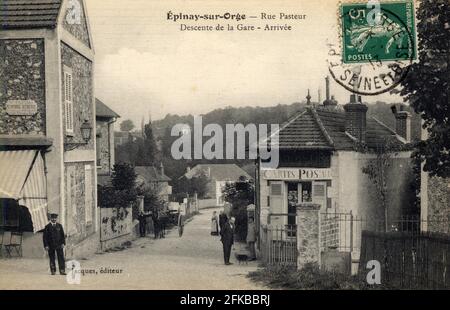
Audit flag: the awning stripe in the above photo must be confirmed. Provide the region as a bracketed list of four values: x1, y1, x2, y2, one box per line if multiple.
[19, 152, 48, 232]
[0, 150, 36, 199]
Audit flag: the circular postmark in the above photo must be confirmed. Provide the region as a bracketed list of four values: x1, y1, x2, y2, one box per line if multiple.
[328, 2, 416, 96]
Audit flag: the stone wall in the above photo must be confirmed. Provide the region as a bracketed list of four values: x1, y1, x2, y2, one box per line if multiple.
[64, 162, 96, 245]
[427, 176, 450, 233]
[0, 39, 46, 135]
[296, 203, 320, 269]
[61, 42, 94, 150]
[96, 119, 111, 174]
[100, 206, 133, 250]
[63, 0, 91, 48]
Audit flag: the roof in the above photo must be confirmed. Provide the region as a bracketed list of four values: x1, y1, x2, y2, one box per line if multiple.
[0, 0, 63, 30]
[96, 98, 120, 119]
[135, 166, 171, 183]
[183, 164, 253, 181]
[267, 105, 404, 151]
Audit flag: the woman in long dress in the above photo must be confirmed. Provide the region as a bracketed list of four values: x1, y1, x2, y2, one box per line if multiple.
[211, 211, 219, 235]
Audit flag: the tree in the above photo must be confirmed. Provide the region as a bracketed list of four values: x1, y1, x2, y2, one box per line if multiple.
[362, 139, 400, 232]
[120, 119, 135, 132]
[98, 162, 138, 209]
[222, 176, 255, 241]
[400, 0, 450, 177]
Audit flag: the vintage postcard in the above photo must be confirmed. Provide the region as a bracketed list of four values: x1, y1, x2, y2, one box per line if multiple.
[0, 0, 449, 297]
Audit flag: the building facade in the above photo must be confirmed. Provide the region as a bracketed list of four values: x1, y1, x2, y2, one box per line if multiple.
[135, 164, 172, 203]
[257, 92, 416, 235]
[0, 0, 98, 258]
[96, 98, 119, 181]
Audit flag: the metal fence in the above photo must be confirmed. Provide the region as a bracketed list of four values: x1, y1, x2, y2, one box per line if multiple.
[320, 212, 450, 253]
[260, 212, 449, 270]
[260, 225, 297, 267]
[359, 230, 450, 289]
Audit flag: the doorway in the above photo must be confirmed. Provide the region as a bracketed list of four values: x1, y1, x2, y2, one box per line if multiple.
[286, 182, 312, 235]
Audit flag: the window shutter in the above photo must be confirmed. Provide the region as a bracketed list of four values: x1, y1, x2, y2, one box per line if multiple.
[312, 182, 327, 211]
[64, 71, 74, 134]
[269, 181, 284, 227]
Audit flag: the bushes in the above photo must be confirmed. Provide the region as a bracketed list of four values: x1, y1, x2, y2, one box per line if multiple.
[248, 263, 392, 290]
[98, 163, 138, 209]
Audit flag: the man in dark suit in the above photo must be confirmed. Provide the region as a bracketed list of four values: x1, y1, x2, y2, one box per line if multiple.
[220, 217, 234, 265]
[218, 211, 228, 236]
[43, 213, 66, 275]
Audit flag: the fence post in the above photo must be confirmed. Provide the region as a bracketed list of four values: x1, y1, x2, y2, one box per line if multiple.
[350, 211, 354, 252]
[296, 203, 321, 270]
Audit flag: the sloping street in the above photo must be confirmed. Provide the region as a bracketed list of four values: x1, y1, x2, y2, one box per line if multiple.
[0, 208, 266, 290]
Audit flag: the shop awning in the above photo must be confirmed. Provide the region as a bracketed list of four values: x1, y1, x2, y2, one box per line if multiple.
[0, 150, 48, 232]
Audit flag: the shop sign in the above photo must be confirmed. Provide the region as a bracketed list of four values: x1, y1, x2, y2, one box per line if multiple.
[262, 168, 332, 180]
[6, 100, 38, 116]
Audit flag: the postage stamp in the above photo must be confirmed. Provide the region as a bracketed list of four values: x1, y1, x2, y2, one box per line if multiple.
[327, 0, 417, 95]
[341, 0, 416, 64]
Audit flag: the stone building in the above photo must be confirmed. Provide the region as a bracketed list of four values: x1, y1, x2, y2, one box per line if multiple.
[96, 98, 119, 184]
[256, 84, 416, 236]
[0, 0, 98, 258]
[135, 164, 172, 203]
[181, 164, 253, 207]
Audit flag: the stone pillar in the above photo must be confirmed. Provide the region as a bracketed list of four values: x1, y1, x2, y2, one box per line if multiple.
[296, 203, 321, 270]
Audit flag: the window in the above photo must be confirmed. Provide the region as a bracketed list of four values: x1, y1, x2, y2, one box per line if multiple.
[84, 164, 93, 224]
[63, 67, 74, 134]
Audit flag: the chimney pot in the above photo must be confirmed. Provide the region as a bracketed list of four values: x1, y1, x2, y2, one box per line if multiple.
[395, 110, 411, 142]
[344, 98, 368, 143]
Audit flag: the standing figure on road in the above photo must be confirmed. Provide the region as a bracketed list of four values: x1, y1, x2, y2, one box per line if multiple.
[218, 211, 227, 235]
[178, 211, 185, 237]
[43, 213, 66, 275]
[159, 211, 167, 238]
[151, 210, 159, 239]
[220, 217, 234, 265]
[138, 210, 147, 237]
[211, 211, 219, 236]
[246, 217, 257, 261]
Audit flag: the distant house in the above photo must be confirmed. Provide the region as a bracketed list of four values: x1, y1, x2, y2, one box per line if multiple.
[114, 131, 143, 148]
[135, 164, 172, 203]
[182, 164, 253, 206]
[96, 98, 120, 185]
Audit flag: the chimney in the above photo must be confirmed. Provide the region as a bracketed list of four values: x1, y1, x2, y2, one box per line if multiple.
[323, 76, 337, 106]
[344, 95, 368, 143]
[392, 105, 411, 142]
[160, 162, 164, 176]
[306, 89, 311, 105]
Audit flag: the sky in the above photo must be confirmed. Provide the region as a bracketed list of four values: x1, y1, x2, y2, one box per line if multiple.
[85, 0, 407, 125]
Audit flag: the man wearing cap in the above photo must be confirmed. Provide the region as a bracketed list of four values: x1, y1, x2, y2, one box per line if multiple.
[43, 213, 66, 275]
